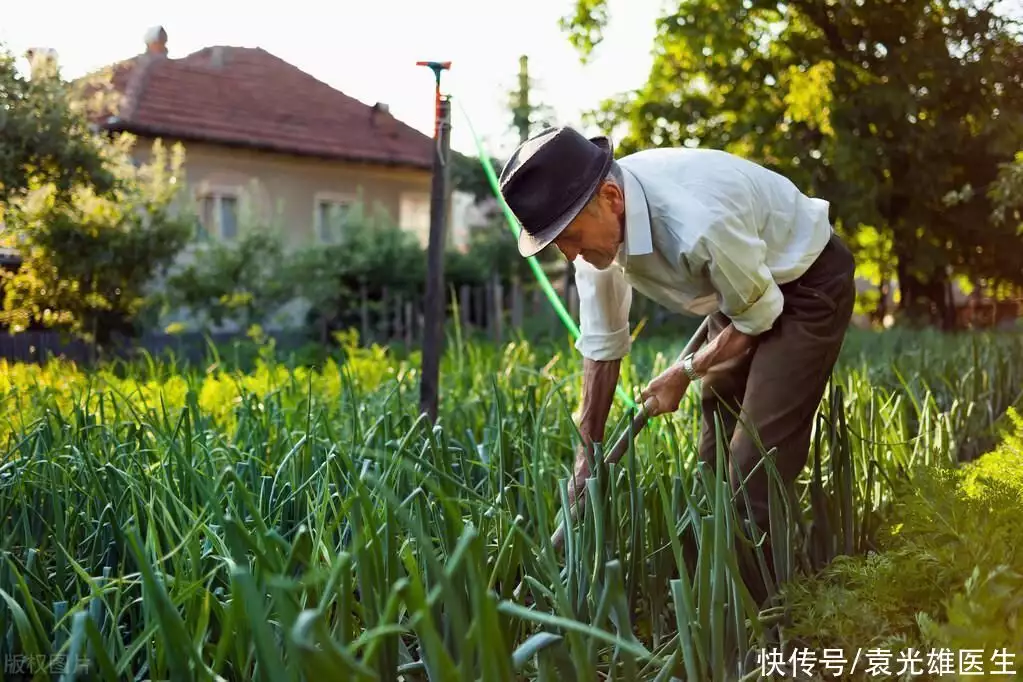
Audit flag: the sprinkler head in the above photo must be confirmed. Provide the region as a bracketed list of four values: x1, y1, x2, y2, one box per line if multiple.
[416, 61, 452, 83]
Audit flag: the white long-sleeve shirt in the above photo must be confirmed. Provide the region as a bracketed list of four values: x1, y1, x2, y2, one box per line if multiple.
[574, 147, 834, 362]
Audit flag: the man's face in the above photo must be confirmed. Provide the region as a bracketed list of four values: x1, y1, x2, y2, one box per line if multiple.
[552, 180, 625, 270]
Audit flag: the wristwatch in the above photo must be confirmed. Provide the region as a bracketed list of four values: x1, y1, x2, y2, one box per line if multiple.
[682, 353, 700, 381]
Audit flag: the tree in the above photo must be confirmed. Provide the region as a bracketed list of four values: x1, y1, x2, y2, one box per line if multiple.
[0, 45, 114, 206]
[449, 151, 505, 203]
[503, 54, 575, 294]
[0, 44, 193, 345]
[508, 55, 557, 144]
[560, 0, 1023, 327]
[1, 137, 193, 344]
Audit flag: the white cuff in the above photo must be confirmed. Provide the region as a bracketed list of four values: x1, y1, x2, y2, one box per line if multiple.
[728, 280, 784, 336]
[575, 327, 632, 361]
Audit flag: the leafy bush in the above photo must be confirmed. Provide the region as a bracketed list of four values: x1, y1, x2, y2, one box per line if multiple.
[161, 224, 297, 331]
[448, 221, 542, 285]
[290, 201, 548, 340]
[782, 407, 1023, 655]
[1, 138, 193, 344]
[287, 202, 427, 337]
[156, 191, 553, 343]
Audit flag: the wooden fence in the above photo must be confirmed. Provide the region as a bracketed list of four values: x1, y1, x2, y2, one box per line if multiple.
[354, 277, 576, 348]
[0, 329, 311, 367]
[0, 275, 687, 366]
[343, 275, 679, 348]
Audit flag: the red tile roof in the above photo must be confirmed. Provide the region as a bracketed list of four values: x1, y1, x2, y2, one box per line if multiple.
[87, 44, 435, 170]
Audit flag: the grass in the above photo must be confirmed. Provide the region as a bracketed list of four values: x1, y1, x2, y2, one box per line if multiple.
[0, 325, 1020, 681]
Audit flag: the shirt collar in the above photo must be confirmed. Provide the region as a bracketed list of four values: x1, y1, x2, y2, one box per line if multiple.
[615, 164, 653, 266]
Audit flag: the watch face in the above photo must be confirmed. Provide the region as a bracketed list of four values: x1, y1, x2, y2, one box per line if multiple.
[684, 356, 697, 379]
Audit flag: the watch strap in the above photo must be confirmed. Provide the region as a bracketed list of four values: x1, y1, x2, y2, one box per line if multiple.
[682, 353, 699, 381]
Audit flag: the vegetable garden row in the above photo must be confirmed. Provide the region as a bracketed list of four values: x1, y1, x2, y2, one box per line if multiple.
[0, 326, 1021, 681]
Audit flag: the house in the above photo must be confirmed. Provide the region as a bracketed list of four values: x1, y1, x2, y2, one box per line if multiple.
[85, 26, 445, 249]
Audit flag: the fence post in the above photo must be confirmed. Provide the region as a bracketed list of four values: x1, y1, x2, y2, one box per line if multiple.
[568, 280, 579, 324]
[418, 300, 425, 345]
[490, 273, 503, 344]
[405, 300, 413, 348]
[379, 286, 390, 343]
[360, 279, 369, 343]
[394, 294, 403, 344]
[511, 274, 523, 331]
[475, 284, 485, 334]
[459, 285, 471, 333]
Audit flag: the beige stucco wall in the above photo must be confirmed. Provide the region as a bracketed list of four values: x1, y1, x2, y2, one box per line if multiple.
[130, 135, 454, 332]
[131, 135, 442, 248]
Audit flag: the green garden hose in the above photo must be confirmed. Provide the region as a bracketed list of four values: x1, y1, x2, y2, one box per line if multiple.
[456, 102, 637, 410]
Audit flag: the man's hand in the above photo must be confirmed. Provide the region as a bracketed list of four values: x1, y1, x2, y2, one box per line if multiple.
[567, 448, 590, 508]
[638, 321, 756, 418]
[640, 364, 692, 417]
[570, 357, 620, 509]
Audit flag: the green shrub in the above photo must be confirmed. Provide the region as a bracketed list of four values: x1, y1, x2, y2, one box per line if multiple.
[782, 408, 1023, 656]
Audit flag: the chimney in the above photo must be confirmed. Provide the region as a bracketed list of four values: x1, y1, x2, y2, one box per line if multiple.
[210, 46, 225, 68]
[371, 102, 396, 136]
[24, 47, 58, 80]
[144, 26, 168, 56]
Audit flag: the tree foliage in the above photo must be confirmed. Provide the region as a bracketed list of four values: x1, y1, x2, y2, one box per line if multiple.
[0, 47, 115, 206]
[0, 43, 193, 345]
[1, 137, 194, 344]
[989, 150, 1023, 235]
[561, 0, 1023, 327]
[450, 151, 506, 203]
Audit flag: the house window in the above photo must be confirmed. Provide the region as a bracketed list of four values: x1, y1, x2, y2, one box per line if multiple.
[199, 193, 239, 240]
[314, 194, 354, 243]
[399, 192, 431, 247]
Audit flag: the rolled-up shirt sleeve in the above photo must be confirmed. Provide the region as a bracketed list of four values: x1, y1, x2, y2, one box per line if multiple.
[573, 256, 633, 361]
[687, 215, 783, 336]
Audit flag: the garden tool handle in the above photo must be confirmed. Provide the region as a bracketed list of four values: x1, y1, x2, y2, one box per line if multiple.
[548, 398, 662, 549]
[602, 396, 659, 466]
[549, 317, 711, 550]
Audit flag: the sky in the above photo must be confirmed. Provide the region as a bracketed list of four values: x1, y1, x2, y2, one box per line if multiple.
[1, 0, 668, 159]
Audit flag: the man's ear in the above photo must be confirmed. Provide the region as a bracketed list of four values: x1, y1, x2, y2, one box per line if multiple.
[600, 180, 625, 214]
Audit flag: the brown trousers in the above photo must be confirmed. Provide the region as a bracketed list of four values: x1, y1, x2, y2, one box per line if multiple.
[697, 231, 856, 533]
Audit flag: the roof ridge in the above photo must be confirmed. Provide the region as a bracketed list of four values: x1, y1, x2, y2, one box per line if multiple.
[250, 49, 372, 105]
[180, 44, 266, 59]
[94, 39, 435, 169]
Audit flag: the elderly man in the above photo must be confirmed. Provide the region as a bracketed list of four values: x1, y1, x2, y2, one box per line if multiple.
[498, 125, 855, 544]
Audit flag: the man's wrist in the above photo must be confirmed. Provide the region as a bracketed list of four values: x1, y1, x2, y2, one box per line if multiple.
[682, 353, 701, 380]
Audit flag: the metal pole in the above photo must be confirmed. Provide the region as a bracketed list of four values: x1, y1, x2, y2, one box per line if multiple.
[417, 61, 451, 423]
